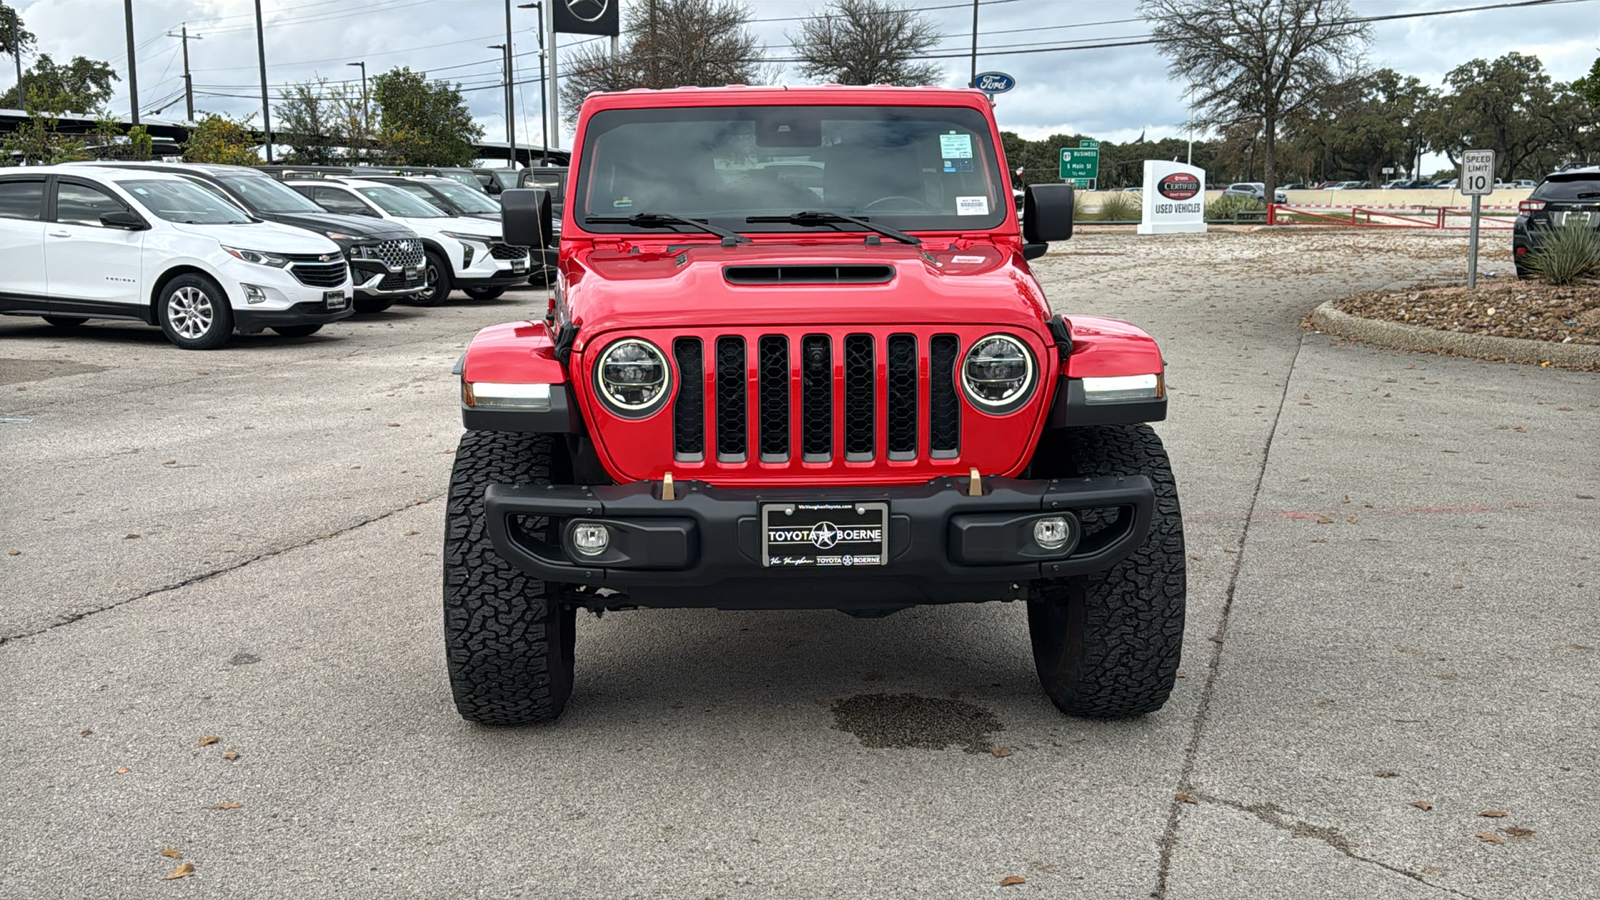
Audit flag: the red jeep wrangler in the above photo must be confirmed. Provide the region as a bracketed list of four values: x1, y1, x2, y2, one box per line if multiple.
[447, 86, 1183, 726]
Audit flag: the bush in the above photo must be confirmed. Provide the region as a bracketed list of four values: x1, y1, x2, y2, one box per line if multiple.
[1526, 219, 1600, 285]
[1205, 193, 1263, 220]
[1094, 192, 1140, 221]
[1072, 189, 1087, 221]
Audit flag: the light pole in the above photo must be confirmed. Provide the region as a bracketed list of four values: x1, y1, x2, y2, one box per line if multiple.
[503, 0, 517, 168]
[488, 43, 511, 164]
[517, 1, 548, 165]
[123, 0, 139, 124]
[346, 61, 367, 160]
[968, 0, 979, 88]
[254, 0, 272, 162]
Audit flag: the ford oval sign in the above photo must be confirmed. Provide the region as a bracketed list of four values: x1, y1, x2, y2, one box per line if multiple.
[1158, 173, 1201, 201]
[973, 72, 1016, 94]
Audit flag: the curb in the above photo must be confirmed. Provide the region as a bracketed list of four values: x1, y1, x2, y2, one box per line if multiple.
[1308, 301, 1600, 371]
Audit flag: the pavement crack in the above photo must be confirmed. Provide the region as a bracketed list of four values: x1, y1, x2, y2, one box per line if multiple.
[0, 493, 443, 649]
[1152, 329, 1304, 899]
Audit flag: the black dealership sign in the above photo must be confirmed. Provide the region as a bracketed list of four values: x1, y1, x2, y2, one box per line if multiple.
[554, 0, 619, 36]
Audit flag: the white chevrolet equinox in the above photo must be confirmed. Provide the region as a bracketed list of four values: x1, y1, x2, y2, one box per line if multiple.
[0, 166, 353, 350]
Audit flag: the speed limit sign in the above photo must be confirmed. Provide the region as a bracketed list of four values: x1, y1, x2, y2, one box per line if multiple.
[1462, 150, 1495, 196]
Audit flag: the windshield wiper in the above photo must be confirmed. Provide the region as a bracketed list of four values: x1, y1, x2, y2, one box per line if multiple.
[585, 212, 750, 246]
[745, 210, 920, 246]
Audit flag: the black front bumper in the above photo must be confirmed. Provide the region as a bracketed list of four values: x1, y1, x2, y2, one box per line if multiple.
[483, 474, 1153, 609]
[234, 300, 355, 333]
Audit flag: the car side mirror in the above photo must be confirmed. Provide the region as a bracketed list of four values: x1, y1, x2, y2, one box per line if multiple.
[1023, 183, 1073, 247]
[500, 188, 553, 248]
[100, 210, 147, 230]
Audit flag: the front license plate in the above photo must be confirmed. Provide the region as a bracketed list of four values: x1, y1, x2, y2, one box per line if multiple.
[761, 501, 888, 568]
[511, 260, 528, 273]
[323, 290, 348, 310]
[403, 266, 421, 281]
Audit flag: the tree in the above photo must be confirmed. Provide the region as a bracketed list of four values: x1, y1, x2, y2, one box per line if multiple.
[1288, 69, 1433, 187]
[371, 67, 482, 166]
[1141, 0, 1370, 201]
[1424, 53, 1560, 179]
[0, 53, 118, 113]
[1573, 55, 1600, 108]
[183, 113, 262, 165]
[1, 2, 35, 58]
[87, 112, 154, 161]
[1, 111, 87, 164]
[559, 0, 764, 124]
[789, 0, 942, 87]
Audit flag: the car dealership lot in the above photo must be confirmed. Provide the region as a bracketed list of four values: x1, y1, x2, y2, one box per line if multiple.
[2, 231, 1595, 898]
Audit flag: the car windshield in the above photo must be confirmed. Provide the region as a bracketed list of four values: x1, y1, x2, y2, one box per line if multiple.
[1533, 178, 1600, 201]
[574, 104, 1006, 234]
[357, 184, 447, 218]
[439, 172, 483, 191]
[121, 179, 253, 224]
[215, 173, 325, 214]
[428, 179, 502, 213]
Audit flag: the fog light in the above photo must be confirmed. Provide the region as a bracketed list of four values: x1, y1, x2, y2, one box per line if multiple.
[571, 522, 610, 557]
[1033, 516, 1070, 551]
[242, 284, 267, 305]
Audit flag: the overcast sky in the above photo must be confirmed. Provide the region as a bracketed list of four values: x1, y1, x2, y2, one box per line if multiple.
[7, 0, 1598, 154]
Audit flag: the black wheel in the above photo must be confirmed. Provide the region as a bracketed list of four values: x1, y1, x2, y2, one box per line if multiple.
[414, 251, 453, 306]
[157, 273, 234, 350]
[353, 296, 396, 314]
[462, 286, 506, 301]
[444, 430, 576, 725]
[42, 316, 88, 328]
[1025, 424, 1185, 718]
[271, 324, 322, 337]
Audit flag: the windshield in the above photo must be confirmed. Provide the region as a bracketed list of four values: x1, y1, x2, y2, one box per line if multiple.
[574, 105, 1006, 234]
[357, 184, 447, 218]
[429, 179, 501, 213]
[440, 172, 482, 191]
[215, 173, 325, 214]
[1533, 178, 1600, 201]
[122, 179, 253, 224]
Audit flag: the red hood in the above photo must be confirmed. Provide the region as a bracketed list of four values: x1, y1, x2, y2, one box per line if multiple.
[560, 236, 1052, 348]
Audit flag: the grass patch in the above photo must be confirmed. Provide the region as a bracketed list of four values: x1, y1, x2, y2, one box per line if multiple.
[1526, 220, 1600, 285]
[1092, 192, 1141, 221]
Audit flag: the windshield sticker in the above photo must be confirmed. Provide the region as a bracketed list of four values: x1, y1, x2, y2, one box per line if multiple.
[956, 196, 989, 216]
[940, 133, 973, 159]
[613, 196, 633, 209]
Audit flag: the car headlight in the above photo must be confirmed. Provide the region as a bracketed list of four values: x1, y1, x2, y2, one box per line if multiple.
[593, 338, 670, 418]
[960, 334, 1036, 413]
[343, 241, 376, 260]
[222, 246, 290, 267]
[441, 231, 490, 245]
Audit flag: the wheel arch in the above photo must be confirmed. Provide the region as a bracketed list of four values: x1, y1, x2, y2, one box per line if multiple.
[148, 265, 225, 326]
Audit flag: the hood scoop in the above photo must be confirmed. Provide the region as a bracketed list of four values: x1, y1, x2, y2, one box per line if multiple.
[723, 264, 894, 285]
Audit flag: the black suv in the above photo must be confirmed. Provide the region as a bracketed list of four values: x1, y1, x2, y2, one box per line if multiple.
[1514, 166, 1600, 278]
[98, 162, 427, 312]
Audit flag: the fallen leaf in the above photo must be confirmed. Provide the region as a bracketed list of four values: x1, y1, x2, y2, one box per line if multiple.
[1317, 516, 1333, 524]
[1348, 516, 1359, 524]
[1505, 826, 1535, 838]
[80, 729, 92, 737]
[1477, 832, 1503, 844]
[164, 862, 195, 880]
[990, 746, 1013, 758]
[1374, 770, 1399, 778]
[222, 750, 239, 761]
[208, 802, 241, 810]
[386, 422, 401, 427]
[1000, 876, 1027, 886]
[1342, 495, 1351, 504]
[6, 548, 18, 556]
[197, 736, 219, 747]
[160, 847, 182, 859]
[124, 533, 140, 539]
[403, 530, 420, 536]
[115, 766, 130, 774]
[1175, 792, 1198, 804]
[1479, 810, 1508, 818]
[1411, 801, 1432, 811]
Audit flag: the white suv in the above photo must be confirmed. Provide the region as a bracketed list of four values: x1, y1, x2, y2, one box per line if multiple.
[0, 166, 352, 350]
[284, 177, 530, 305]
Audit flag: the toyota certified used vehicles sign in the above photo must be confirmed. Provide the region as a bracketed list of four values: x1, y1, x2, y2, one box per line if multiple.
[1158, 173, 1201, 201]
[1139, 160, 1207, 235]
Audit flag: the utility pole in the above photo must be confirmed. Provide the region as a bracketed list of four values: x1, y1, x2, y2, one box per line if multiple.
[254, 0, 272, 161]
[546, 0, 558, 151]
[166, 25, 201, 121]
[517, 2, 549, 165]
[489, 43, 510, 162]
[504, 0, 517, 168]
[124, 0, 139, 124]
[346, 61, 367, 160]
[969, 0, 979, 88]
[8, 7, 23, 111]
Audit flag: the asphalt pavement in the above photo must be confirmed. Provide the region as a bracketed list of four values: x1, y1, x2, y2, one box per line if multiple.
[2, 229, 1595, 899]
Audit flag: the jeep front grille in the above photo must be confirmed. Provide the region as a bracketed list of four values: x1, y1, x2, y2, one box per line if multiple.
[670, 331, 962, 465]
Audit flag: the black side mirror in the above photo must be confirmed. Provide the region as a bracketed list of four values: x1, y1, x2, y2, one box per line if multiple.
[1023, 184, 1074, 245]
[100, 210, 147, 230]
[500, 188, 553, 248]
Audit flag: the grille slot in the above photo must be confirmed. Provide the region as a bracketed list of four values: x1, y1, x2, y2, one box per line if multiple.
[929, 334, 961, 456]
[673, 338, 705, 461]
[724, 264, 894, 285]
[288, 259, 348, 288]
[886, 334, 918, 459]
[843, 334, 875, 460]
[801, 335, 832, 461]
[758, 336, 789, 462]
[489, 242, 528, 260]
[715, 337, 747, 461]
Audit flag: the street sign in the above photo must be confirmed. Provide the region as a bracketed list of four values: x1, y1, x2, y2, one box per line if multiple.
[1461, 150, 1495, 196]
[1060, 147, 1100, 184]
[1382, 166, 1395, 175]
[1079, 139, 1100, 149]
[973, 72, 1016, 94]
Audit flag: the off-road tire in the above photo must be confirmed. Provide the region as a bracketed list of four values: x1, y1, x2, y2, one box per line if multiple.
[271, 324, 322, 337]
[414, 251, 453, 306]
[462, 286, 506, 301]
[1025, 424, 1185, 718]
[353, 296, 396, 314]
[444, 430, 576, 726]
[42, 316, 88, 328]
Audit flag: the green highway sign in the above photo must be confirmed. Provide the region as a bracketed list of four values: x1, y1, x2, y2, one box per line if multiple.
[1078, 139, 1100, 149]
[1060, 147, 1100, 182]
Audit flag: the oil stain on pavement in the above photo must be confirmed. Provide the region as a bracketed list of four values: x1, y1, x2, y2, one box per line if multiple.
[831, 693, 1004, 753]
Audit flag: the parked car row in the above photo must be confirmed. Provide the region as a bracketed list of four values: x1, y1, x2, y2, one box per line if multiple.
[0, 161, 569, 349]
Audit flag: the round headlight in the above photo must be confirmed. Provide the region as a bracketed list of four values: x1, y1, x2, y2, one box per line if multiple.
[594, 338, 670, 417]
[960, 334, 1036, 413]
